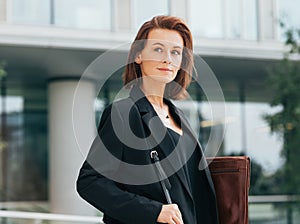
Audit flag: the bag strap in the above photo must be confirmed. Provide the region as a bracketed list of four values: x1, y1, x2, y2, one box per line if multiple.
[150, 150, 172, 204]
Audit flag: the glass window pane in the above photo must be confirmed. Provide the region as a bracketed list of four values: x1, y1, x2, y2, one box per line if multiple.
[54, 0, 111, 30]
[9, 0, 50, 25]
[225, 0, 242, 39]
[0, 95, 48, 201]
[244, 0, 258, 40]
[222, 102, 282, 173]
[190, 0, 223, 38]
[134, 0, 168, 30]
[276, 0, 300, 40]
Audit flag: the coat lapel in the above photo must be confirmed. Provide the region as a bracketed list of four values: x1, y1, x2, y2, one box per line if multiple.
[129, 86, 216, 201]
[129, 86, 194, 201]
[171, 104, 217, 198]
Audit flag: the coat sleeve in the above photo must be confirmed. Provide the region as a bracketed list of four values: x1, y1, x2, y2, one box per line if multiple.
[76, 104, 163, 224]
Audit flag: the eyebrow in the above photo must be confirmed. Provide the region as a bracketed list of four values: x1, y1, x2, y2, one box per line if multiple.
[152, 42, 183, 49]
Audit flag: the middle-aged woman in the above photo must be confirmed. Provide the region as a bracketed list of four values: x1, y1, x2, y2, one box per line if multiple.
[77, 15, 219, 224]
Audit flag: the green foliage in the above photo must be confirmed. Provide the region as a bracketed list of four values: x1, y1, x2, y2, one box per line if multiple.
[264, 59, 300, 134]
[280, 21, 300, 54]
[251, 168, 286, 195]
[0, 60, 7, 79]
[264, 25, 300, 195]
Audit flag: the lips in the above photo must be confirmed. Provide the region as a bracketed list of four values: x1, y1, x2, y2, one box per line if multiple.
[157, 67, 173, 72]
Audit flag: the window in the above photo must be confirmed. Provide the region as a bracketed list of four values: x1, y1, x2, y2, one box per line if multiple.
[133, 0, 169, 30]
[190, 0, 223, 38]
[8, 0, 50, 25]
[190, 0, 258, 40]
[54, 0, 111, 30]
[225, 0, 242, 39]
[276, 0, 300, 40]
[8, 0, 111, 30]
[244, 0, 257, 40]
[0, 95, 48, 201]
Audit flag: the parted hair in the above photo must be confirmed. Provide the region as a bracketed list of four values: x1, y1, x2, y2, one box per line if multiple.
[122, 15, 194, 99]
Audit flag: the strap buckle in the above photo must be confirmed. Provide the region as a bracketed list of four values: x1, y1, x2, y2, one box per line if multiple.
[150, 150, 158, 159]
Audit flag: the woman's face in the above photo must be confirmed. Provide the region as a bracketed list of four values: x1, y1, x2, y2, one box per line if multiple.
[135, 28, 184, 84]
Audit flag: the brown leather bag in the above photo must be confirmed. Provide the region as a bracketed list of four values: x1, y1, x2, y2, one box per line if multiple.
[207, 156, 250, 224]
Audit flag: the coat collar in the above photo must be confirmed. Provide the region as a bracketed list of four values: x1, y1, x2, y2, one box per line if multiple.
[129, 85, 216, 200]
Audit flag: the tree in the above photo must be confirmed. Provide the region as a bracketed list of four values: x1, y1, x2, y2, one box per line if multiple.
[264, 25, 300, 195]
[0, 61, 6, 79]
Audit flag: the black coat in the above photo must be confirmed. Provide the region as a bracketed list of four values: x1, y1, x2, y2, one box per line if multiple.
[76, 86, 219, 224]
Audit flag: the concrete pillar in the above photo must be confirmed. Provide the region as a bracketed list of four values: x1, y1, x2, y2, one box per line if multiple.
[48, 79, 96, 215]
[0, 0, 7, 22]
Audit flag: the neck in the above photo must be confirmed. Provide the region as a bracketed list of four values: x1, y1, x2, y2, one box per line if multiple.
[141, 78, 166, 107]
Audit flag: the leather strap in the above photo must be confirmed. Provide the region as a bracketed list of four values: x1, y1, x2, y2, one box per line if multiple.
[150, 150, 172, 204]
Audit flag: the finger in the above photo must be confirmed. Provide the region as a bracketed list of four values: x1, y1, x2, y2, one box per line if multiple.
[174, 208, 183, 223]
[171, 205, 183, 224]
[172, 215, 183, 224]
[176, 210, 183, 220]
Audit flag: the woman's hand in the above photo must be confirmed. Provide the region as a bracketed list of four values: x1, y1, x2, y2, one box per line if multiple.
[157, 204, 184, 224]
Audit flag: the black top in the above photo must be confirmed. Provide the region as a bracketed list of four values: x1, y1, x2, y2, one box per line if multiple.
[167, 127, 216, 223]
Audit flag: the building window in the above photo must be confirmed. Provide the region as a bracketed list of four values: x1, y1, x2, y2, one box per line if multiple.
[190, 0, 258, 40]
[0, 95, 48, 201]
[225, 0, 242, 39]
[54, 0, 111, 30]
[190, 0, 223, 39]
[8, 0, 111, 30]
[243, 0, 258, 40]
[8, 0, 51, 25]
[276, 0, 300, 40]
[133, 0, 169, 30]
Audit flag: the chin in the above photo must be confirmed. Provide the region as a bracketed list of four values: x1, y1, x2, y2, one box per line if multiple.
[152, 76, 175, 84]
[147, 73, 176, 83]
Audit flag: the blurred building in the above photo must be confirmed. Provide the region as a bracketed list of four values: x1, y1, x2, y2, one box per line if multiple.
[0, 0, 299, 222]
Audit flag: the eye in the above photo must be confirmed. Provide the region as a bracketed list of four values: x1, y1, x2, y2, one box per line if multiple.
[171, 50, 181, 55]
[154, 47, 163, 53]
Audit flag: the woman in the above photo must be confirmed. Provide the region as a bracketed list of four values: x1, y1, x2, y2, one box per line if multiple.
[77, 15, 219, 224]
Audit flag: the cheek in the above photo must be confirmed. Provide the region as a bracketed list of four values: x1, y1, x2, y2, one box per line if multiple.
[140, 61, 157, 74]
[141, 50, 161, 62]
[148, 55, 163, 63]
[143, 60, 157, 68]
[173, 56, 183, 68]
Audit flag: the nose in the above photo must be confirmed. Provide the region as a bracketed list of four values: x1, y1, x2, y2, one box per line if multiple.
[162, 60, 171, 64]
[162, 51, 172, 64]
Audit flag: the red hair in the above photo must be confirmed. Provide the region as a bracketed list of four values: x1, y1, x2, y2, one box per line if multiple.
[123, 15, 194, 99]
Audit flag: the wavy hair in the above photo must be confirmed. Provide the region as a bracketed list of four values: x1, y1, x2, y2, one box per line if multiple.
[122, 15, 194, 99]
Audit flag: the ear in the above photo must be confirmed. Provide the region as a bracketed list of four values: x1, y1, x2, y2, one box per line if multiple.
[135, 54, 142, 64]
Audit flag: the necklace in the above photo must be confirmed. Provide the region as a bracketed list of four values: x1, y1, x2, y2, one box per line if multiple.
[152, 104, 170, 119]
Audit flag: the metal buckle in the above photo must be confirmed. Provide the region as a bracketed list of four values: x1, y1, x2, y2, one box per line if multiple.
[150, 150, 158, 159]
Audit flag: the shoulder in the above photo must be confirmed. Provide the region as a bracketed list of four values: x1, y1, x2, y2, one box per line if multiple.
[100, 98, 141, 124]
[106, 97, 140, 115]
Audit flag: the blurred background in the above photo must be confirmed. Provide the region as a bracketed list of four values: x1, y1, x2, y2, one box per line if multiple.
[0, 0, 300, 223]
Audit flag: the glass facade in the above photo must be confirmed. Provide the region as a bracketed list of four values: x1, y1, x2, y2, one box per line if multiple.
[8, 0, 51, 25]
[276, 0, 300, 40]
[190, 0, 223, 38]
[133, 0, 169, 30]
[190, 0, 258, 40]
[54, 0, 111, 30]
[8, 0, 111, 30]
[0, 95, 48, 202]
[7, 0, 262, 40]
